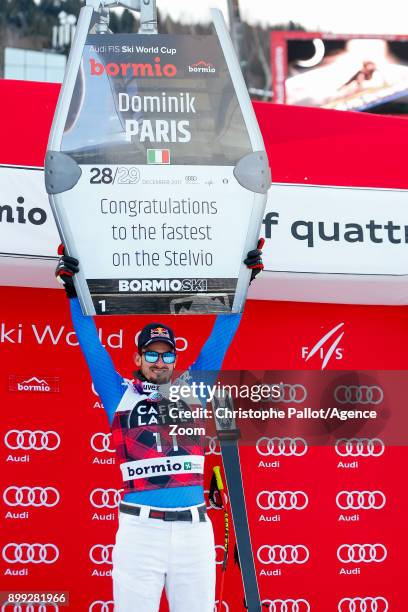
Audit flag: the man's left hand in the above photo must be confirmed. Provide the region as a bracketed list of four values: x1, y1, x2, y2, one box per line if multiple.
[244, 238, 265, 283]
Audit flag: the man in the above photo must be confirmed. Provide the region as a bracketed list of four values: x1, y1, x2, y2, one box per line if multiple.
[56, 241, 264, 612]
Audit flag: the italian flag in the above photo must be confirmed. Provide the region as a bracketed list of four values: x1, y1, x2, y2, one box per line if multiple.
[147, 149, 170, 164]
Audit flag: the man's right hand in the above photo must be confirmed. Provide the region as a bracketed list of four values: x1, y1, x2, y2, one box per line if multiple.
[55, 244, 79, 299]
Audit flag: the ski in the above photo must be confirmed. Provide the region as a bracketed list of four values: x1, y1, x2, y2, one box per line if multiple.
[213, 394, 261, 612]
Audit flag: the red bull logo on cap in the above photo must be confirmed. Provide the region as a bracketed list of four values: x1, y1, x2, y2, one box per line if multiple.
[151, 327, 170, 339]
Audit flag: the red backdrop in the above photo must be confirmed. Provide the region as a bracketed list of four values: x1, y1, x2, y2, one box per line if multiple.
[1, 80, 408, 612]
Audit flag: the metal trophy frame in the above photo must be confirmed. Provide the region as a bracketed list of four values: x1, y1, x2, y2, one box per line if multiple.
[46, 0, 270, 316]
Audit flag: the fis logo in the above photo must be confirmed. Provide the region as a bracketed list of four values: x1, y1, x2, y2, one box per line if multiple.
[301, 323, 344, 370]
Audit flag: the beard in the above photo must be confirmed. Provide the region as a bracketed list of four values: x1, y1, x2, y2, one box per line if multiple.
[146, 368, 172, 385]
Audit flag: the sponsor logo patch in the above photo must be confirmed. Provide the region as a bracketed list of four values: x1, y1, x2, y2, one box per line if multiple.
[118, 279, 208, 293]
[188, 60, 216, 74]
[9, 376, 60, 393]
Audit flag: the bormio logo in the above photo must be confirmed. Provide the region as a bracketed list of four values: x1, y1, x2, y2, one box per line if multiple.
[127, 460, 182, 478]
[9, 376, 60, 393]
[184, 462, 192, 470]
[90, 57, 177, 78]
[1, 197, 47, 225]
[118, 279, 208, 293]
[188, 60, 216, 73]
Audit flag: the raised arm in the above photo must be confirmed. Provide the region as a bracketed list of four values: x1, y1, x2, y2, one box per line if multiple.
[190, 313, 242, 373]
[190, 237, 265, 375]
[69, 297, 125, 423]
[56, 248, 124, 424]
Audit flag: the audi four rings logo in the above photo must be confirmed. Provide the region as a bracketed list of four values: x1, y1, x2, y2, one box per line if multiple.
[4, 430, 61, 451]
[256, 491, 309, 511]
[1, 606, 59, 612]
[338, 597, 388, 611]
[3, 486, 60, 507]
[335, 438, 385, 457]
[271, 384, 307, 404]
[2, 543, 59, 564]
[90, 488, 122, 508]
[336, 491, 386, 510]
[89, 544, 114, 565]
[90, 433, 115, 453]
[334, 385, 384, 405]
[89, 602, 114, 612]
[256, 437, 308, 457]
[337, 544, 387, 563]
[205, 436, 221, 456]
[262, 600, 310, 612]
[257, 545, 309, 565]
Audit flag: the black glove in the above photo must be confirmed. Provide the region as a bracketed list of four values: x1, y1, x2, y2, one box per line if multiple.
[55, 244, 79, 299]
[244, 238, 265, 283]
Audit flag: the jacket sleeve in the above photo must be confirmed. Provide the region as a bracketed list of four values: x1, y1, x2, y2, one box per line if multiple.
[190, 313, 242, 374]
[69, 297, 125, 424]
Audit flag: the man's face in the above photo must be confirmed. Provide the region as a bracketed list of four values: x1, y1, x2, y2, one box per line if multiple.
[134, 340, 177, 384]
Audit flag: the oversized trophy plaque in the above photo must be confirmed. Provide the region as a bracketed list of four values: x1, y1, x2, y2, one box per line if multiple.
[45, 0, 271, 315]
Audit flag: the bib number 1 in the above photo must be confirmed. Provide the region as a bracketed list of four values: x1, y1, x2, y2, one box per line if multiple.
[153, 432, 179, 453]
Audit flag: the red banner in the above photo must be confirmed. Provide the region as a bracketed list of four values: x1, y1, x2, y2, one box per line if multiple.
[1, 286, 408, 611]
[1, 80, 408, 612]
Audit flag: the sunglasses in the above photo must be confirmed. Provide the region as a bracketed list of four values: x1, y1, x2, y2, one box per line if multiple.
[142, 350, 176, 364]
